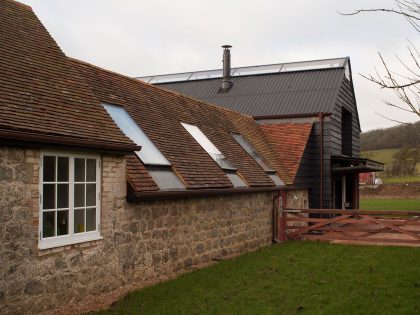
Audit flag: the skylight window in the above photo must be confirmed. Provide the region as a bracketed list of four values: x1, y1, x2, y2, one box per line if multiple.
[103, 104, 170, 166]
[181, 123, 235, 170]
[268, 174, 285, 186]
[226, 171, 248, 188]
[231, 133, 274, 172]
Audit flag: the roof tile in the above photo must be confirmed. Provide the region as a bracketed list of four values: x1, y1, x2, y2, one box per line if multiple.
[260, 123, 313, 183]
[72, 59, 282, 191]
[0, 0, 137, 151]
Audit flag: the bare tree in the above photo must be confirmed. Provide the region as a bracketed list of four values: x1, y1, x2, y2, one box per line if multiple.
[341, 0, 420, 121]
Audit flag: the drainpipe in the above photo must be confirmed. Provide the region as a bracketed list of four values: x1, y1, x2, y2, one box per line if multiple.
[318, 113, 325, 209]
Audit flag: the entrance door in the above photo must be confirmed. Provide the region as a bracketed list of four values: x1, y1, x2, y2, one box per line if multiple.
[332, 176, 342, 209]
[333, 174, 355, 209]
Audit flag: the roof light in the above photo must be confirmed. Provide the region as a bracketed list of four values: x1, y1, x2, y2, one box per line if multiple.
[147, 166, 185, 190]
[181, 122, 235, 171]
[103, 103, 171, 166]
[226, 171, 247, 187]
[136, 57, 349, 84]
[231, 133, 274, 172]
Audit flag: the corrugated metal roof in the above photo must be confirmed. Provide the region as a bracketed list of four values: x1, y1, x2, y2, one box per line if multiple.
[154, 68, 345, 117]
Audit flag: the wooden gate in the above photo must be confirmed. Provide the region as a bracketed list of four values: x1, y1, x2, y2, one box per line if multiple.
[283, 209, 420, 247]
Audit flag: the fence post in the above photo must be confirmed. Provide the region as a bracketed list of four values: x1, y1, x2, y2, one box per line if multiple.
[278, 190, 287, 241]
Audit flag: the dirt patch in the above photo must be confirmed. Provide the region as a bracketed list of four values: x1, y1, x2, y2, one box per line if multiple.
[360, 182, 420, 199]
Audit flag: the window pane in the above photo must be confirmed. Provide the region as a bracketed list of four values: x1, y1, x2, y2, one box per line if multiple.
[86, 184, 96, 207]
[75, 158, 85, 182]
[74, 184, 85, 208]
[86, 208, 96, 232]
[57, 157, 69, 182]
[43, 184, 55, 210]
[269, 174, 285, 186]
[226, 172, 248, 187]
[43, 211, 55, 238]
[182, 123, 221, 155]
[74, 209, 85, 233]
[43, 156, 55, 182]
[103, 103, 171, 165]
[57, 210, 69, 236]
[148, 167, 185, 190]
[57, 184, 69, 208]
[86, 159, 96, 182]
[232, 133, 274, 172]
[181, 123, 235, 170]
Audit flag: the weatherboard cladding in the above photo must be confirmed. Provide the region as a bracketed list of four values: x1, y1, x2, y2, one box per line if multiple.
[0, 0, 137, 151]
[72, 59, 286, 191]
[157, 68, 345, 117]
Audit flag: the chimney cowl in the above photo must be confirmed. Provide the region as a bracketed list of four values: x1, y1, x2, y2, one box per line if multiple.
[221, 45, 232, 90]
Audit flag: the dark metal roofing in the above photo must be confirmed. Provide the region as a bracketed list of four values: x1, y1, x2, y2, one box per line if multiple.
[154, 68, 345, 117]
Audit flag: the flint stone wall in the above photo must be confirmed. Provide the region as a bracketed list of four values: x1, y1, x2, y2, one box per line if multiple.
[0, 146, 273, 314]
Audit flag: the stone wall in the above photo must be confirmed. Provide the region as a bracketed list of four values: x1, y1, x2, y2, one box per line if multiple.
[286, 189, 309, 210]
[0, 146, 274, 314]
[285, 189, 309, 229]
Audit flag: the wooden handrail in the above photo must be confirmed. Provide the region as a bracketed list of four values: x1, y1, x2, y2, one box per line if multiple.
[284, 208, 420, 217]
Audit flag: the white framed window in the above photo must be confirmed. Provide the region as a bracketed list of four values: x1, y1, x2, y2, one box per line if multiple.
[39, 152, 101, 250]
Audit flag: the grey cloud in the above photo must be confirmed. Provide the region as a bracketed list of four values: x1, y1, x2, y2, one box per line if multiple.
[20, 0, 420, 130]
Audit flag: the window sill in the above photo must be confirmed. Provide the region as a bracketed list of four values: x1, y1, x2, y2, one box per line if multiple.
[38, 233, 103, 250]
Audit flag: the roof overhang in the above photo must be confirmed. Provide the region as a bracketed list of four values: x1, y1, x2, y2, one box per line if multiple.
[332, 155, 384, 174]
[0, 128, 140, 154]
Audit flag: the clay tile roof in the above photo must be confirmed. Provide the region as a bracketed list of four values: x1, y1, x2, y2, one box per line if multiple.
[126, 154, 159, 192]
[2, 0, 288, 193]
[71, 58, 283, 192]
[260, 123, 313, 183]
[0, 0, 138, 152]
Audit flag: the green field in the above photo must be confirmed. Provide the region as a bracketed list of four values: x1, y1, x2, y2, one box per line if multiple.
[360, 199, 420, 211]
[92, 242, 420, 315]
[362, 149, 420, 182]
[362, 148, 398, 166]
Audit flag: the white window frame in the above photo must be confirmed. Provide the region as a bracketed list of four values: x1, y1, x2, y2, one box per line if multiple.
[39, 151, 102, 250]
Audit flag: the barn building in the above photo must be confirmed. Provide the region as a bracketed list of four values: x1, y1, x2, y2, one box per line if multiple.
[139, 46, 384, 210]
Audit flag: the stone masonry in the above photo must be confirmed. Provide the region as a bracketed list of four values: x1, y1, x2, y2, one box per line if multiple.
[0, 146, 274, 314]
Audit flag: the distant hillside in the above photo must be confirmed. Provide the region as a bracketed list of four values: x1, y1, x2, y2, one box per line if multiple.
[361, 121, 420, 151]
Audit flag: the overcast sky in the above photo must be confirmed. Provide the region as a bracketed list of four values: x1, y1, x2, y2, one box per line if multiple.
[20, 0, 420, 131]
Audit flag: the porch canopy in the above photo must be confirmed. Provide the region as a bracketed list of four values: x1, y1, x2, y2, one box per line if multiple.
[331, 155, 384, 174]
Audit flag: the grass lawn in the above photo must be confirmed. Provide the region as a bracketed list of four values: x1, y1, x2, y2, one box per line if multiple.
[360, 199, 420, 211]
[92, 242, 420, 315]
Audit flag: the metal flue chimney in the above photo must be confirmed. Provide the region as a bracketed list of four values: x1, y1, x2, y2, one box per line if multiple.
[221, 45, 232, 90]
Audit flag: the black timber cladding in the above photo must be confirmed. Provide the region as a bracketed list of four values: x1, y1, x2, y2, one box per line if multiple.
[157, 68, 345, 117]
